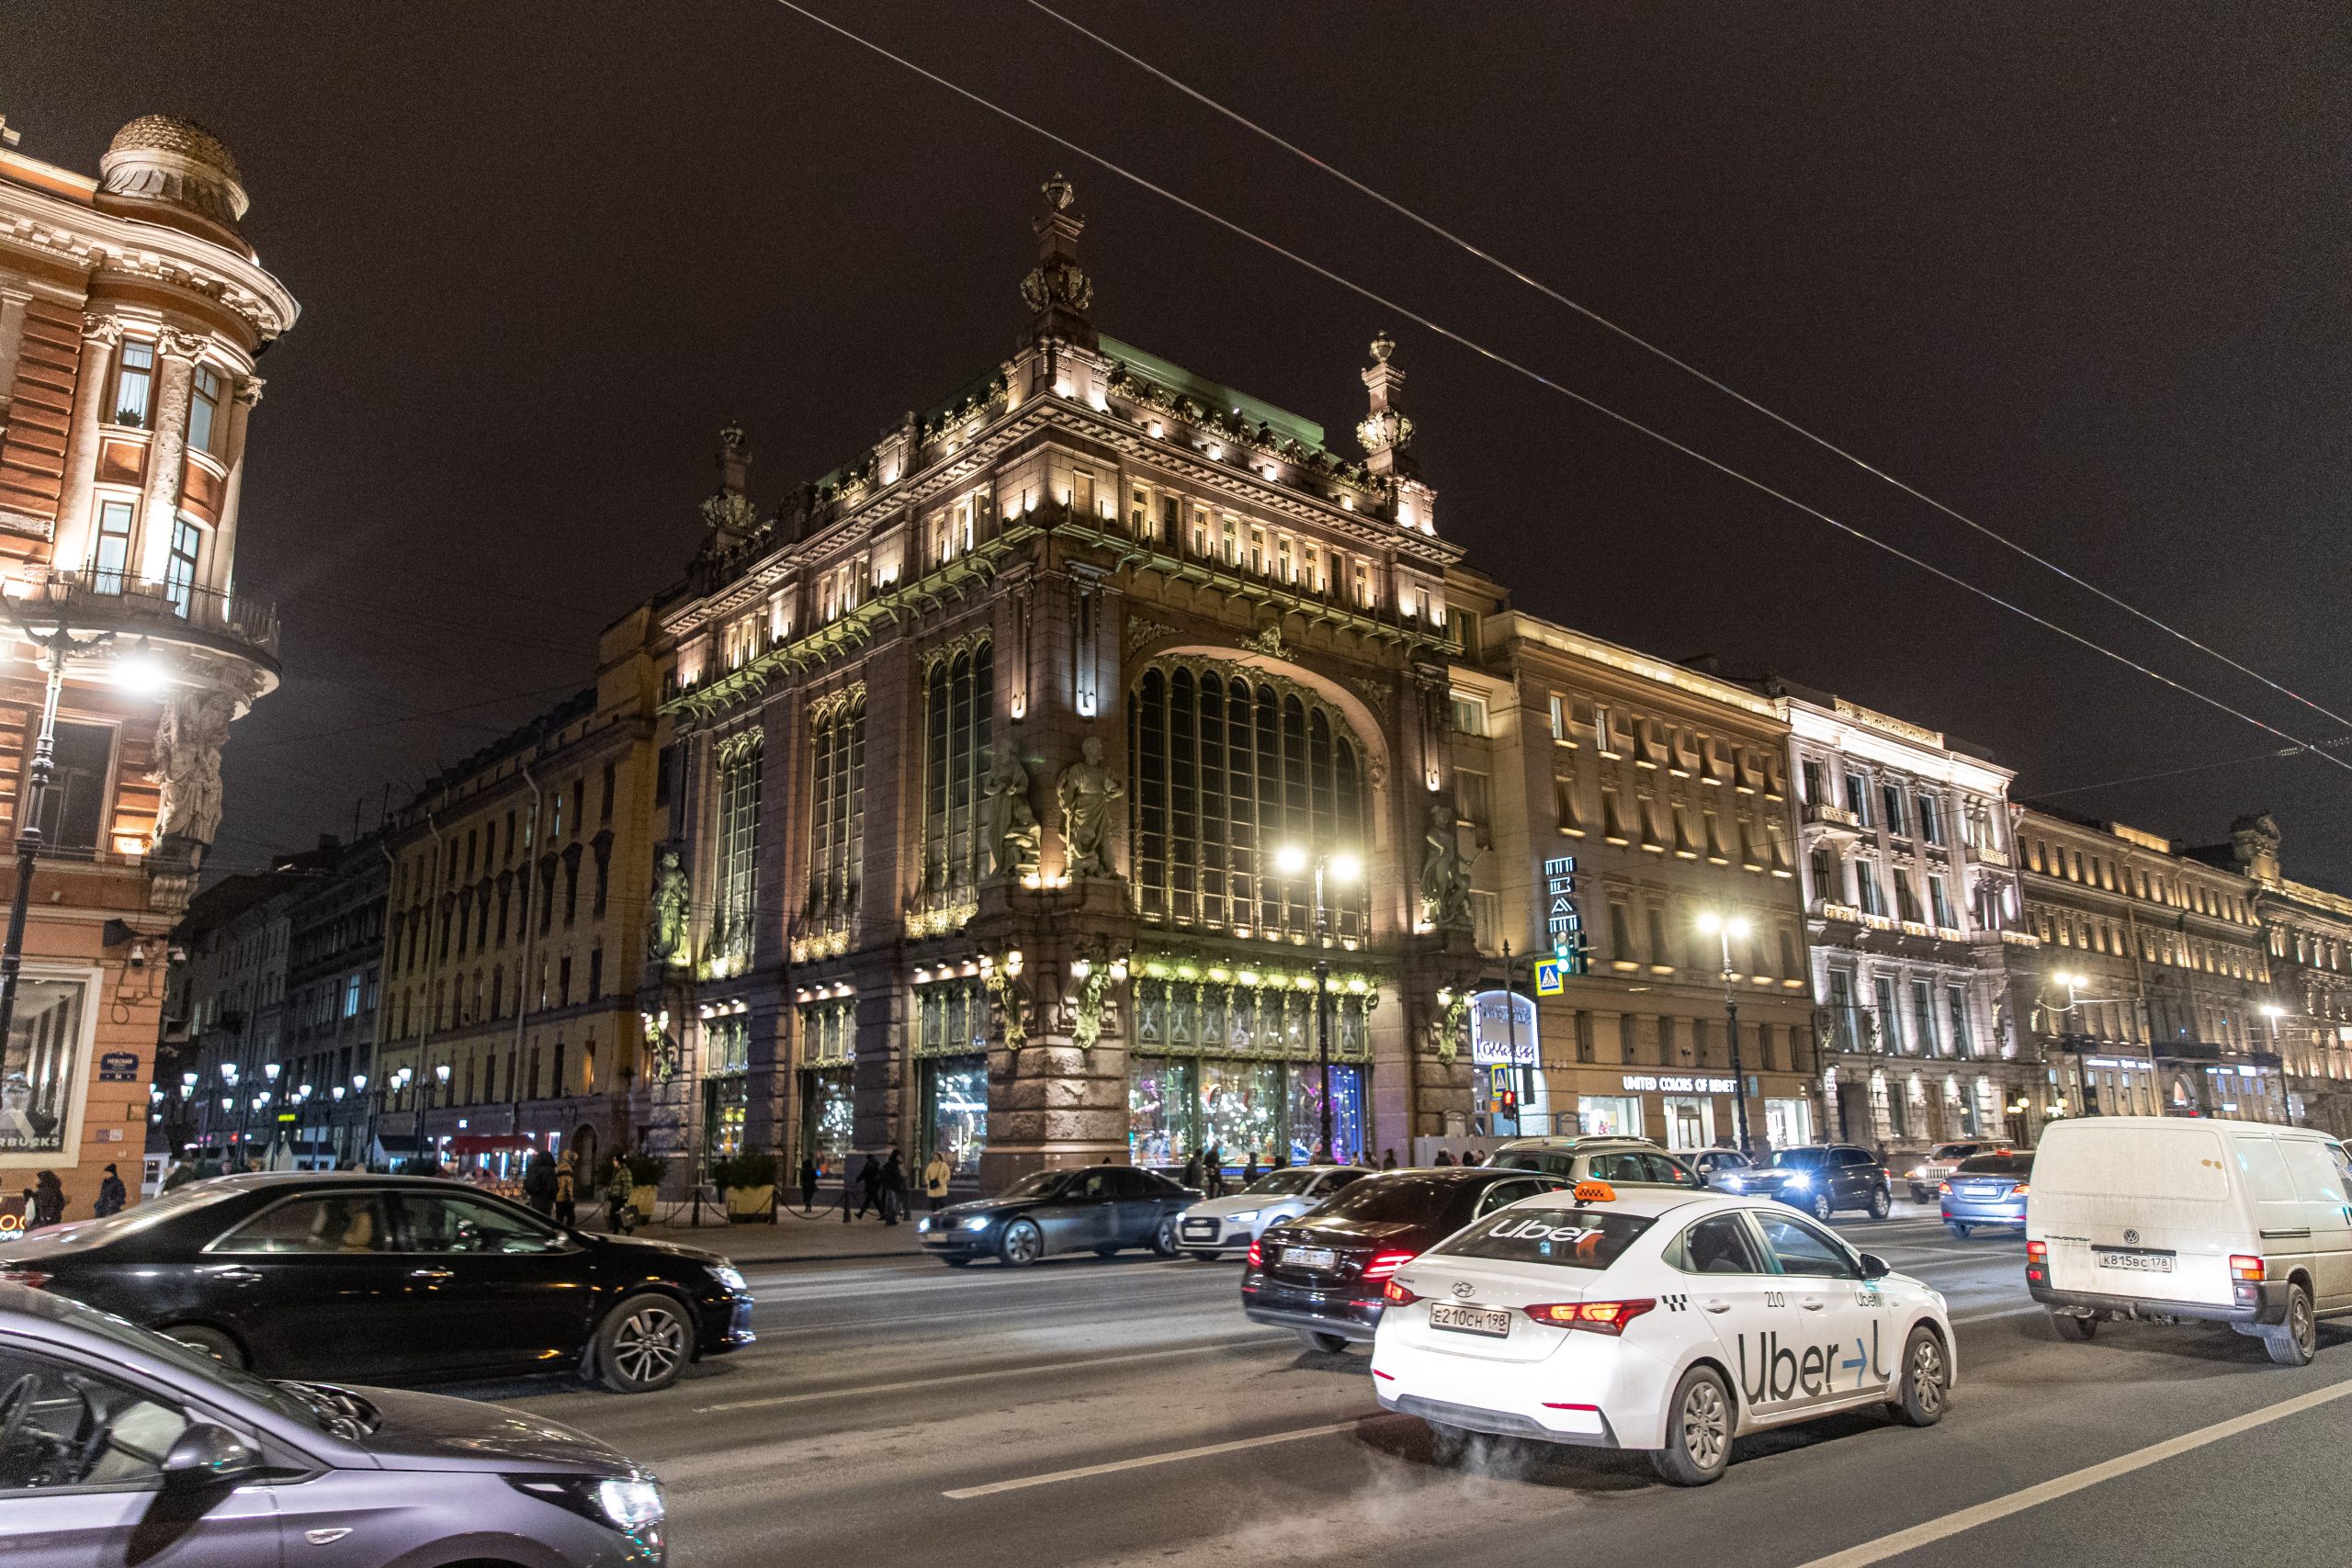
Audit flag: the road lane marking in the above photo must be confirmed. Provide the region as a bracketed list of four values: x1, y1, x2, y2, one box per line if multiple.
[693, 1333, 1290, 1413]
[1792, 1375, 2352, 1568]
[1951, 1304, 2041, 1325]
[943, 1418, 1374, 1498]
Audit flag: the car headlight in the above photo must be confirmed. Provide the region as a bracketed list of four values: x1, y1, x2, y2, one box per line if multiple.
[707, 1262, 749, 1293]
[597, 1478, 664, 1532]
[1721, 1176, 1745, 1191]
[961, 1214, 994, 1230]
[506, 1473, 666, 1536]
[1785, 1172, 1812, 1188]
[1907, 1166, 1928, 1179]
[1226, 1210, 1260, 1226]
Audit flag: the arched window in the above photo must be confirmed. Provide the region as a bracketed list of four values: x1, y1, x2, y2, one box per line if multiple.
[1128, 661, 1367, 942]
[922, 640, 993, 897]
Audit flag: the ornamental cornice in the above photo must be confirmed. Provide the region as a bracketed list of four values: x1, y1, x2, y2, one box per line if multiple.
[807, 681, 867, 727]
[0, 184, 298, 340]
[921, 626, 992, 673]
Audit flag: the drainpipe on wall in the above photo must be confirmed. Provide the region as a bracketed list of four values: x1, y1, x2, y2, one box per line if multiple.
[511, 766, 541, 1139]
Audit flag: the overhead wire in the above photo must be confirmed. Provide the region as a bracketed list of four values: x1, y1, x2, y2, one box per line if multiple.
[769, 1, 2352, 779]
[2036, 735, 2352, 800]
[1020, 0, 2352, 735]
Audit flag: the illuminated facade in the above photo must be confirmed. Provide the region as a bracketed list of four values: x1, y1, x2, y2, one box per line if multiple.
[649, 177, 1473, 1188]
[0, 113, 293, 1212]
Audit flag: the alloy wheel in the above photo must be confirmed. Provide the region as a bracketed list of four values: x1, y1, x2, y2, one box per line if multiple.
[612, 1303, 686, 1387]
[1910, 1336, 1947, 1417]
[1001, 1221, 1042, 1266]
[1679, 1379, 1729, 1471]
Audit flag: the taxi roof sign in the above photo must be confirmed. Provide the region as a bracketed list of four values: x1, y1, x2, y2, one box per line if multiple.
[1571, 1179, 1617, 1204]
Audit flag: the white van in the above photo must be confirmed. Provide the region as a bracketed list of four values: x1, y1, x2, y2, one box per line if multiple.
[2026, 1115, 2352, 1367]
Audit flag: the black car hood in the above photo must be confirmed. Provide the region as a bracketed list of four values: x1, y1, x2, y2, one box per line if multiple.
[344, 1386, 642, 1476]
[576, 1231, 729, 1270]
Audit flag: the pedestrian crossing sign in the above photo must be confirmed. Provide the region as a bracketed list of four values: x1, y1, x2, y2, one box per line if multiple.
[1534, 959, 1566, 997]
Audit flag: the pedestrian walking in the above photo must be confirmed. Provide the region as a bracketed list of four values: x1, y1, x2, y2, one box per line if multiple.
[523, 1151, 557, 1216]
[604, 1158, 636, 1235]
[1181, 1149, 1202, 1190]
[1204, 1143, 1225, 1198]
[551, 1153, 577, 1227]
[1433, 1148, 1454, 1168]
[29, 1170, 64, 1230]
[854, 1153, 884, 1219]
[882, 1149, 907, 1225]
[1380, 1148, 1397, 1170]
[922, 1147, 951, 1213]
[94, 1163, 128, 1217]
[799, 1155, 820, 1215]
[1242, 1152, 1261, 1187]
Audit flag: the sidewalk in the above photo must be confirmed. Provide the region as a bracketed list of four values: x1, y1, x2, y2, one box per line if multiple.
[595, 1197, 930, 1265]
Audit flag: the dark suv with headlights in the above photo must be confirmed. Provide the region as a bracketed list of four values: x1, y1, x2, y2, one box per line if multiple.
[1728, 1143, 1892, 1220]
[1242, 1168, 1569, 1351]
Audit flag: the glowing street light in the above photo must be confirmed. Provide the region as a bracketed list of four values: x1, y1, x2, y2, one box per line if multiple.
[1695, 910, 1757, 1154]
[1274, 843, 1364, 1161]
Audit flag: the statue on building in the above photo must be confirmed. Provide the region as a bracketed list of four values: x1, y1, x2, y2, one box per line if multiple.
[150, 690, 232, 852]
[980, 743, 1040, 881]
[1420, 801, 1476, 930]
[1057, 735, 1125, 880]
[2230, 811, 2282, 883]
[648, 845, 690, 965]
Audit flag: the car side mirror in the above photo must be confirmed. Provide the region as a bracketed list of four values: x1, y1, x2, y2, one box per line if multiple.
[162, 1422, 263, 1488]
[1858, 1252, 1892, 1281]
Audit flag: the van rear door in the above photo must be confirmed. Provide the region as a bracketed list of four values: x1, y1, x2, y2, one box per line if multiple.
[2275, 1134, 2352, 1309]
[2234, 1134, 2315, 1297]
[2032, 1122, 2234, 1308]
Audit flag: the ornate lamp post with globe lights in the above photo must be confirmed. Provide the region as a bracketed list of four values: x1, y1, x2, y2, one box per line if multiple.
[1275, 842, 1363, 1162]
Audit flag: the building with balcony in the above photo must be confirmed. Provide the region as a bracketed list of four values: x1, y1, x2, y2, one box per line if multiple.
[0, 111, 295, 1213]
[1453, 599, 1822, 1154]
[1780, 683, 2036, 1147]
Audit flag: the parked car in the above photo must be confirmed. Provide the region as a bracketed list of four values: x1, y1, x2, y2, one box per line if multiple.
[1173, 1165, 1374, 1259]
[1687, 1146, 1757, 1190]
[1729, 1144, 1893, 1221]
[0, 1280, 666, 1566]
[0, 1172, 753, 1393]
[1904, 1140, 2003, 1201]
[1488, 1136, 1704, 1189]
[1243, 1167, 1570, 1350]
[2027, 1115, 2352, 1366]
[1940, 1150, 2032, 1236]
[918, 1165, 1202, 1266]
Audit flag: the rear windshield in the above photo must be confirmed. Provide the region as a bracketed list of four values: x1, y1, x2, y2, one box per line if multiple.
[1956, 1153, 2032, 1177]
[1312, 1177, 1451, 1224]
[1431, 1207, 1654, 1269]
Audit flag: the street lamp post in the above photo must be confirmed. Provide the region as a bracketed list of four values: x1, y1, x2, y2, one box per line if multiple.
[1696, 911, 1754, 1156]
[0, 628, 107, 1051]
[432, 1061, 452, 1169]
[1276, 842, 1363, 1162]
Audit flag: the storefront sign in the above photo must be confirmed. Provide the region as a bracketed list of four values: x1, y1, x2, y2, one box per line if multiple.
[1621, 1074, 1737, 1095]
[1470, 989, 1539, 1066]
[1541, 855, 1586, 971]
[97, 1051, 139, 1083]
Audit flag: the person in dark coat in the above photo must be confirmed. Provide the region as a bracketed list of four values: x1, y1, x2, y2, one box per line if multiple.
[881, 1149, 907, 1226]
[1380, 1148, 1397, 1170]
[1433, 1148, 1454, 1168]
[1181, 1150, 1203, 1190]
[799, 1156, 820, 1215]
[29, 1170, 64, 1230]
[1242, 1152, 1261, 1187]
[94, 1163, 128, 1217]
[854, 1154, 884, 1220]
[522, 1152, 557, 1215]
[1204, 1145, 1224, 1199]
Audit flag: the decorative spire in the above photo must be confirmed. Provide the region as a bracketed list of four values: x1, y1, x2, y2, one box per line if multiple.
[699, 423, 757, 551]
[1020, 172, 1096, 350]
[1357, 330, 1416, 477]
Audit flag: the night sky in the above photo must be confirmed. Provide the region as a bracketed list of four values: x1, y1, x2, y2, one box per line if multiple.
[10, 4, 2348, 883]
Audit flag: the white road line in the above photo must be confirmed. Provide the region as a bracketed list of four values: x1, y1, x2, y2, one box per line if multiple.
[943, 1418, 1373, 1499]
[1792, 1376, 2352, 1568]
[1951, 1303, 2042, 1325]
[693, 1333, 1289, 1413]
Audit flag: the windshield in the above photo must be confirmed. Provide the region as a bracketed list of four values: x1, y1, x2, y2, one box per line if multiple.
[999, 1171, 1071, 1201]
[8, 1182, 235, 1255]
[1311, 1177, 1448, 1224]
[1957, 1153, 2033, 1178]
[1432, 1206, 1654, 1269]
[1242, 1170, 1319, 1198]
[1770, 1148, 1830, 1169]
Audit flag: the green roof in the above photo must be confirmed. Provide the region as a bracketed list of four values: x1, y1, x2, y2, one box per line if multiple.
[1101, 334, 1328, 451]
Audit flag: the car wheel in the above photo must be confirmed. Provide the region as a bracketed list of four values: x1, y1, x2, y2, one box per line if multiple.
[1890, 1325, 1950, 1427]
[1945, 1221, 1972, 1239]
[1651, 1364, 1734, 1485]
[1188, 1250, 1221, 1263]
[158, 1324, 245, 1371]
[1299, 1330, 1352, 1354]
[1810, 1190, 1836, 1222]
[1868, 1187, 1892, 1220]
[2264, 1282, 2317, 1367]
[1150, 1217, 1182, 1257]
[595, 1292, 695, 1393]
[998, 1219, 1043, 1268]
[2052, 1310, 2098, 1341]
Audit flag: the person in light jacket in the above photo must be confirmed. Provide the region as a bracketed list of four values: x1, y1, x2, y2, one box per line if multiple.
[922, 1149, 952, 1213]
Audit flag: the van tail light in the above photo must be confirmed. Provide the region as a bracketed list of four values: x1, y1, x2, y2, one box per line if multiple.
[2026, 1240, 2047, 1262]
[1362, 1250, 1416, 1281]
[2024, 1238, 2048, 1287]
[2230, 1255, 2266, 1282]
[1937, 1180, 1952, 1196]
[1245, 1239, 1262, 1269]
[1381, 1279, 1419, 1305]
[1525, 1299, 1657, 1336]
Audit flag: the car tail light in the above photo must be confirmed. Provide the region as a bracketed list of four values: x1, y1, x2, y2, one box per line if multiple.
[1937, 1180, 1952, 1196]
[2010, 1182, 2030, 1196]
[1245, 1239, 1262, 1269]
[2231, 1255, 2266, 1281]
[1524, 1299, 1657, 1335]
[1362, 1250, 1415, 1281]
[1372, 1368, 1396, 1382]
[1381, 1279, 1419, 1305]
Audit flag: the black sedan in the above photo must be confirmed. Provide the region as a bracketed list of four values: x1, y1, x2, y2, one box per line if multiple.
[918, 1165, 1202, 1266]
[0, 1171, 754, 1393]
[1242, 1167, 1570, 1351]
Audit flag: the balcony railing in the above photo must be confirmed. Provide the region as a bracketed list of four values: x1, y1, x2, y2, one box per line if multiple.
[7, 569, 279, 659]
[1804, 802, 1862, 830]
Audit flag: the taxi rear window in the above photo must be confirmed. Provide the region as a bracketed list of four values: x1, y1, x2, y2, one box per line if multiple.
[1430, 1207, 1654, 1269]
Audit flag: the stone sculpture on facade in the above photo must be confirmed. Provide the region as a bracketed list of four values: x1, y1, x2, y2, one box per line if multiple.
[150, 690, 232, 852]
[980, 743, 1041, 882]
[648, 845, 690, 966]
[1057, 736, 1125, 880]
[1420, 801, 1476, 930]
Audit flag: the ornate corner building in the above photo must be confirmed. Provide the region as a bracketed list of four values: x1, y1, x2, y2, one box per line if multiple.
[0, 114, 294, 1208]
[644, 178, 1476, 1187]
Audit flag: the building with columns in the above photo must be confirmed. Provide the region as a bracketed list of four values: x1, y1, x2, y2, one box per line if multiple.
[646, 176, 1477, 1190]
[1780, 683, 2041, 1148]
[0, 113, 293, 1213]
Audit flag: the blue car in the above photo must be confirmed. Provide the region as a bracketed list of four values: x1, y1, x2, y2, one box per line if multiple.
[1940, 1150, 2031, 1237]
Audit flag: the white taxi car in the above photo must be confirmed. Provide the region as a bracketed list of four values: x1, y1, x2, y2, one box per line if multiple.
[1370, 1182, 1954, 1484]
[1174, 1165, 1374, 1259]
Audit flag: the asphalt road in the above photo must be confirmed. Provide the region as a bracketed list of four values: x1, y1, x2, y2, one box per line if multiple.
[445, 1207, 2352, 1567]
